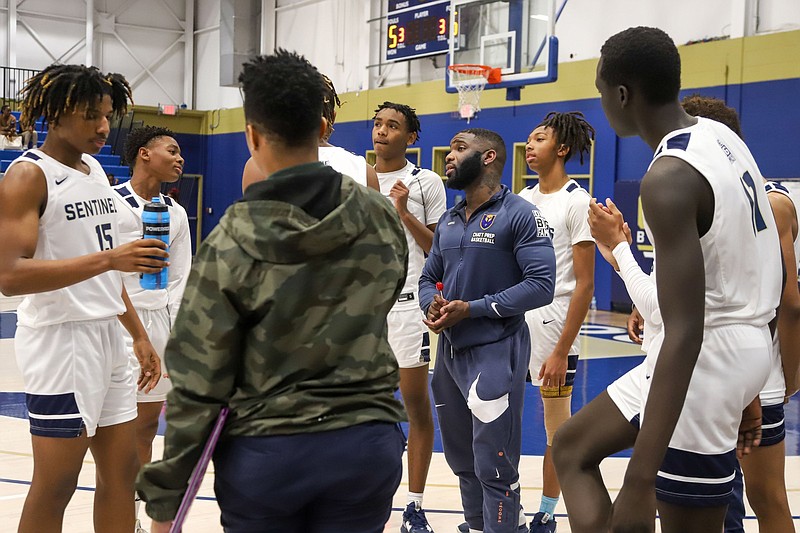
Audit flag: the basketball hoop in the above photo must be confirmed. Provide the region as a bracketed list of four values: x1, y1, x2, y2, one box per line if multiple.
[448, 64, 502, 122]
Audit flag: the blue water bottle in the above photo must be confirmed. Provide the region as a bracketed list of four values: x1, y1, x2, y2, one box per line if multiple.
[140, 197, 170, 290]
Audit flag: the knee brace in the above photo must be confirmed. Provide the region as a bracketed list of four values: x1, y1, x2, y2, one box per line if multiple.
[542, 394, 572, 446]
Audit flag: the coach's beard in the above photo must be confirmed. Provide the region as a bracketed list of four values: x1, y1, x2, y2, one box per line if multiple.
[446, 151, 483, 190]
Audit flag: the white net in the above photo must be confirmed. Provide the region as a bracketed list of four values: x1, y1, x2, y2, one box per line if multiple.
[449, 66, 490, 122]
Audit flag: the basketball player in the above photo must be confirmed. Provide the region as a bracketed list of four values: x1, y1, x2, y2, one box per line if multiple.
[420, 128, 556, 533]
[113, 126, 193, 532]
[0, 64, 168, 533]
[601, 95, 798, 533]
[137, 50, 408, 533]
[372, 101, 447, 533]
[518, 111, 596, 533]
[241, 73, 379, 192]
[552, 27, 781, 533]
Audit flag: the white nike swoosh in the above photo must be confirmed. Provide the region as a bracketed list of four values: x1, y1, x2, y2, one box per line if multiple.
[434, 403, 446, 408]
[467, 372, 509, 423]
[490, 302, 502, 317]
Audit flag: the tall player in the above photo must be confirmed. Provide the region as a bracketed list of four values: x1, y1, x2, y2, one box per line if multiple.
[518, 111, 596, 533]
[113, 126, 193, 533]
[372, 101, 447, 533]
[604, 95, 798, 533]
[241, 74, 379, 192]
[0, 64, 167, 533]
[552, 27, 782, 533]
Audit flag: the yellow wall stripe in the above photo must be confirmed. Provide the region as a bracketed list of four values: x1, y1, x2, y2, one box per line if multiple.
[154, 29, 800, 136]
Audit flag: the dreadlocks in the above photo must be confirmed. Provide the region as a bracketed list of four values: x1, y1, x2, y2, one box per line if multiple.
[321, 74, 341, 141]
[124, 125, 176, 169]
[19, 64, 132, 128]
[536, 111, 595, 164]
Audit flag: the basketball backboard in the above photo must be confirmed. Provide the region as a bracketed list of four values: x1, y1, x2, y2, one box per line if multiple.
[446, 0, 558, 97]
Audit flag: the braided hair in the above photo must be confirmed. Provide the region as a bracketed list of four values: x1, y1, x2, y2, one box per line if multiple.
[536, 111, 595, 164]
[321, 74, 341, 141]
[18, 64, 132, 128]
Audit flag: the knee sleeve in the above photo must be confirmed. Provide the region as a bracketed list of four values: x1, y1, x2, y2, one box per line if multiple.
[542, 395, 572, 446]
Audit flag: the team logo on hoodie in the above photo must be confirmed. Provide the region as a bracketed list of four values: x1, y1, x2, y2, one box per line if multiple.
[479, 214, 495, 230]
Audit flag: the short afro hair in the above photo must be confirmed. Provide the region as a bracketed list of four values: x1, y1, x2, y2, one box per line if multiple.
[123, 125, 176, 169]
[461, 127, 507, 168]
[681, 94, 742, 138]
[238, 49, 325, 145]
[600, 27, 681, 105]
[373, 101, 422, 142]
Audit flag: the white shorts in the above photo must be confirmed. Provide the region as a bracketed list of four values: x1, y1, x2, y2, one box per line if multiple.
[607, 323, 772, 507]
[525, 295, 579, 387]
[387, 306, 430, 369]
[760, 333, 786, 406]
[15, 317, 137, 438]
[122, 307, 172, 403]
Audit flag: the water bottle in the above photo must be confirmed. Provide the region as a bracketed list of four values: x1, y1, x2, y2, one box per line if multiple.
[140, 197, 170, 290]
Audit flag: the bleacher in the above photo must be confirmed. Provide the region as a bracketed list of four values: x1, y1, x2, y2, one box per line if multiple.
[0, 110, 130, 179]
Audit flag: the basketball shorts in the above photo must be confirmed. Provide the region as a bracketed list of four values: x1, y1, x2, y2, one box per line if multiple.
[121, 306, 172, 403]
[607, 323, 772, 507]
[387, 306, 430, 369]
[15, 317, 137, 438]
[525, 295, 579, 389]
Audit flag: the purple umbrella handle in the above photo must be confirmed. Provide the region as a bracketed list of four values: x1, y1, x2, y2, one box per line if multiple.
[168, 406, 230, 533]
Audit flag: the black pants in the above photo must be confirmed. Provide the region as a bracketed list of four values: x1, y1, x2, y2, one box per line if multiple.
[213, 422, 405, 533]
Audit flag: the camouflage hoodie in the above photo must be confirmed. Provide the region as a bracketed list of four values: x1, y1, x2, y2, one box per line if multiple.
[136, 162, 408, 521]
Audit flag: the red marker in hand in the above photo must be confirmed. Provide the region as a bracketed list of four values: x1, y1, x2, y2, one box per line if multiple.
[436, 282, 444, 299]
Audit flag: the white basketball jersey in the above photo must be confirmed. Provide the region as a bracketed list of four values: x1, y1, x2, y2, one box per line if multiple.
[319, 145, 367, 187]
[112, 183, 192, 316]
[518, 179, 593, 298]
[377, 160, 447, 308]
[11, 149, 125, 327]
[647, 117, 781, 327]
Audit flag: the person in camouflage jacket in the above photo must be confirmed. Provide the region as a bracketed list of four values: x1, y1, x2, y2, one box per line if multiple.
[136, 50, 409, 533]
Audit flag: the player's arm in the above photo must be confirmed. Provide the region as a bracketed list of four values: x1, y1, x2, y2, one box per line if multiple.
[365, 164, 380, 191]
[618, 158, 708, 502]
[541, 240, 594, 385]
[0, 163, 168, 296]
[767, 192, 800, 398]
[118, 285, 161, 392]
[419, 223, 446, 323]
[388, 178, 437, 253]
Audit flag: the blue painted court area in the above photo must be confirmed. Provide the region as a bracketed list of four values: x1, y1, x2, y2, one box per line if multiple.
[4, 353, 798, 457]
[0, 312, 16, 339]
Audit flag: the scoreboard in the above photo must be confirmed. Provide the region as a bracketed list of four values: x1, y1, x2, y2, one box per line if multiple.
[386, 0, 453, 62]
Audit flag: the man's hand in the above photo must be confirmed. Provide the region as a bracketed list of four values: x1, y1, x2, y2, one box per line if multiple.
[610, 480, 657, 533]
[738, 396, 762, 459]
[150, 520, 171, 533]
[589, 198, 629, 250]
[389, 179, 410, 214]
[539, 350, 568, 388]
[109, 239, 169, 273]
[133, 339, 162, 393]
[424, 298, 469, 334]
[627, 306, 645, 345]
